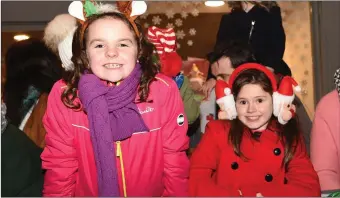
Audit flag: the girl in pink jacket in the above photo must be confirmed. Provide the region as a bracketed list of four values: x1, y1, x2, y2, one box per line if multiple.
[41, 1, 189, 197]
[311, 68, 340, 193]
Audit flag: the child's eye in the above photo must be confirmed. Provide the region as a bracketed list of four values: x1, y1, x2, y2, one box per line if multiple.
[95, 44, 104, 48]
[257, 98, 264, 103]
[119, 43, 129, 47]
[239, 100, 247, 105]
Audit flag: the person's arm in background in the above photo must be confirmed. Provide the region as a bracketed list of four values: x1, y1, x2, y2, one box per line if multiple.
[268, 6, 286, 61]
[311, 91, 340, 192]
[179, 76, 200, 125]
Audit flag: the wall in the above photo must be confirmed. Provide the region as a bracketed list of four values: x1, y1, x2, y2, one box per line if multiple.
[310, 1, 340, 104]
[279, 2, 315, 118]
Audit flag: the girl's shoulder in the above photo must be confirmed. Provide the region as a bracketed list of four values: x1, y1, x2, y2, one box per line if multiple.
[152, 73, 177, 89]
[50, 79, 68, 94]
[205, 120, 231, 136]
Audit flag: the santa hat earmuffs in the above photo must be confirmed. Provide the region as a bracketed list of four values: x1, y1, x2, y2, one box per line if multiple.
[222, 63, 300, 124]
[147, 26, 182, 77]
[273, 76, 301, 123]
[215, 79, 237, 120]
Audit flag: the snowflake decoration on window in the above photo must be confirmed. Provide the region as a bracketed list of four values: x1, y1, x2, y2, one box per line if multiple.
[177, 43, 181, 49]
[191, 8, 199, 17]
[187, 40, 194, 46]
[152, 16, 162, 25]
[176, 30, 186, 40]
[140, 14, 148, 19]
[143, 23, 150, 28]
[193, 2, 202, 7]
[189, 28, 196, 36]
[175, 19, 183, 27]
[165, 9, 175, 19]
[180, 2, 190, 8]
[181, 11, 188, 19]
[166, 23, 174, 29]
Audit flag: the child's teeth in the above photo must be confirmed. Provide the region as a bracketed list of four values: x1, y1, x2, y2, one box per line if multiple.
[105, 64, 121, 68]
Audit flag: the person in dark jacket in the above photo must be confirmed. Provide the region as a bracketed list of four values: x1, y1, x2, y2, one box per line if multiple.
[214, 1, 291, 76]
[1, 102, 44, 197]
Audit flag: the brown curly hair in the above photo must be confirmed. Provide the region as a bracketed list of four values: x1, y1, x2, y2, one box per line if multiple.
[61, 12, 160, 110]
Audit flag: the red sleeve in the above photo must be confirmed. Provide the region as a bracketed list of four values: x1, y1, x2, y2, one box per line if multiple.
[41, 82, 78, 196]
[259, 138, 321, 196]
[161, 78, 190, 196]
[189, 121, 257, 196]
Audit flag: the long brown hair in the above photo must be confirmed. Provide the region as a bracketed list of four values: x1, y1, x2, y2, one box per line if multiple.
[61, 12, 160, 110]
[228, 69, 301, 168]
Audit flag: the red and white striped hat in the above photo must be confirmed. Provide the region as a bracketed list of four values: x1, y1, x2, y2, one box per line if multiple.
[147, 26, 177, 55]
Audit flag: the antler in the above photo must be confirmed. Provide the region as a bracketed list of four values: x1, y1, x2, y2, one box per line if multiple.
[116, 1, 147, 20]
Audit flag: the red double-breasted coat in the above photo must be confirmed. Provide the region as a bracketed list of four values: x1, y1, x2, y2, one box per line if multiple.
[189, 120, 320, 197]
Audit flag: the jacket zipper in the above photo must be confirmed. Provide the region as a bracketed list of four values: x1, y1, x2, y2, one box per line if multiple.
[248, 20, 256, 42]
[116, 141, 127, 197]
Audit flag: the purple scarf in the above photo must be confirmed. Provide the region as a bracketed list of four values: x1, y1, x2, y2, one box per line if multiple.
[78, 63, 149, 196]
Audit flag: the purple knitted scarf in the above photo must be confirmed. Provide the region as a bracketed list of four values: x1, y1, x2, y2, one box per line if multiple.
[78, 63, 149, 196]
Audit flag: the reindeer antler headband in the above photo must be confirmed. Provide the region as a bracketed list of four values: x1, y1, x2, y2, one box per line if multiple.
[68, 0, 147, 37]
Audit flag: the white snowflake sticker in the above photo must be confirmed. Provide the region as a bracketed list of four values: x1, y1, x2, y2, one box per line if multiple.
[176, 30, 186, 40]
[143, 23, 149, 28]
[189, 28, 196, 36]
[140, 14, 148, 19]
[177, 43, 181, 49]
[193, 2, 202, 7]
[187, 40, 193, 46]
[191, 8, 199, 17]
[166, 23, 174, 29]
[180, 2, 190, 8]
[152, 16, 162, 25]
[175, 18, 183, 27]
[181, 11, 188, 19]
[165, 9, 175, 19]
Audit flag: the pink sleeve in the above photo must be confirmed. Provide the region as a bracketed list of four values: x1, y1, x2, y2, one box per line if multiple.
[41, 82, 78, 196]
[311, 104, 340, 191]
[161, 79, 190, 196]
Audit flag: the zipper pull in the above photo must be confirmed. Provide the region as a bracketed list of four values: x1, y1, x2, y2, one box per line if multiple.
[248, 20, 256, 42]
[116, 141, 121, 157]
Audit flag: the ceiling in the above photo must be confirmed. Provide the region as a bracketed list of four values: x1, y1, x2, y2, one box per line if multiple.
[1, 1, 230, 31]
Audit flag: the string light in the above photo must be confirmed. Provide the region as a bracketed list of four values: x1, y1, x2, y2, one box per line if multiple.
[204, 1, 225, 7]
[13, 34, 30, 41]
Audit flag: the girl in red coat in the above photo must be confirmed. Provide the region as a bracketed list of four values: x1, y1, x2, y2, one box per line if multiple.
[189, 63, 320, 197]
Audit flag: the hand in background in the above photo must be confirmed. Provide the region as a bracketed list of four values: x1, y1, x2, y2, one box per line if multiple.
[202, 78, 216, 100]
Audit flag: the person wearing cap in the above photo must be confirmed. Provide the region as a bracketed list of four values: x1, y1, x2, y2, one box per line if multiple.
[214, 1, 291, 77]
[311, 68, 340, 194]
[147, 26, 200, 145]
[3, 38, 62, 148]
[189, 63, 320, 197]
[44, 13, 78, 71]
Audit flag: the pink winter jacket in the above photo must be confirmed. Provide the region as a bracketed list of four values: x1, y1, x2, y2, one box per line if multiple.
[311, 90, 340, 191]
[41, 73, 190, 197]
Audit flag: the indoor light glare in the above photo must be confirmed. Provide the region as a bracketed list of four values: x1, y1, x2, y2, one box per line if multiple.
[204, 1, 225, 7]
[13, 34, 30, 41]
